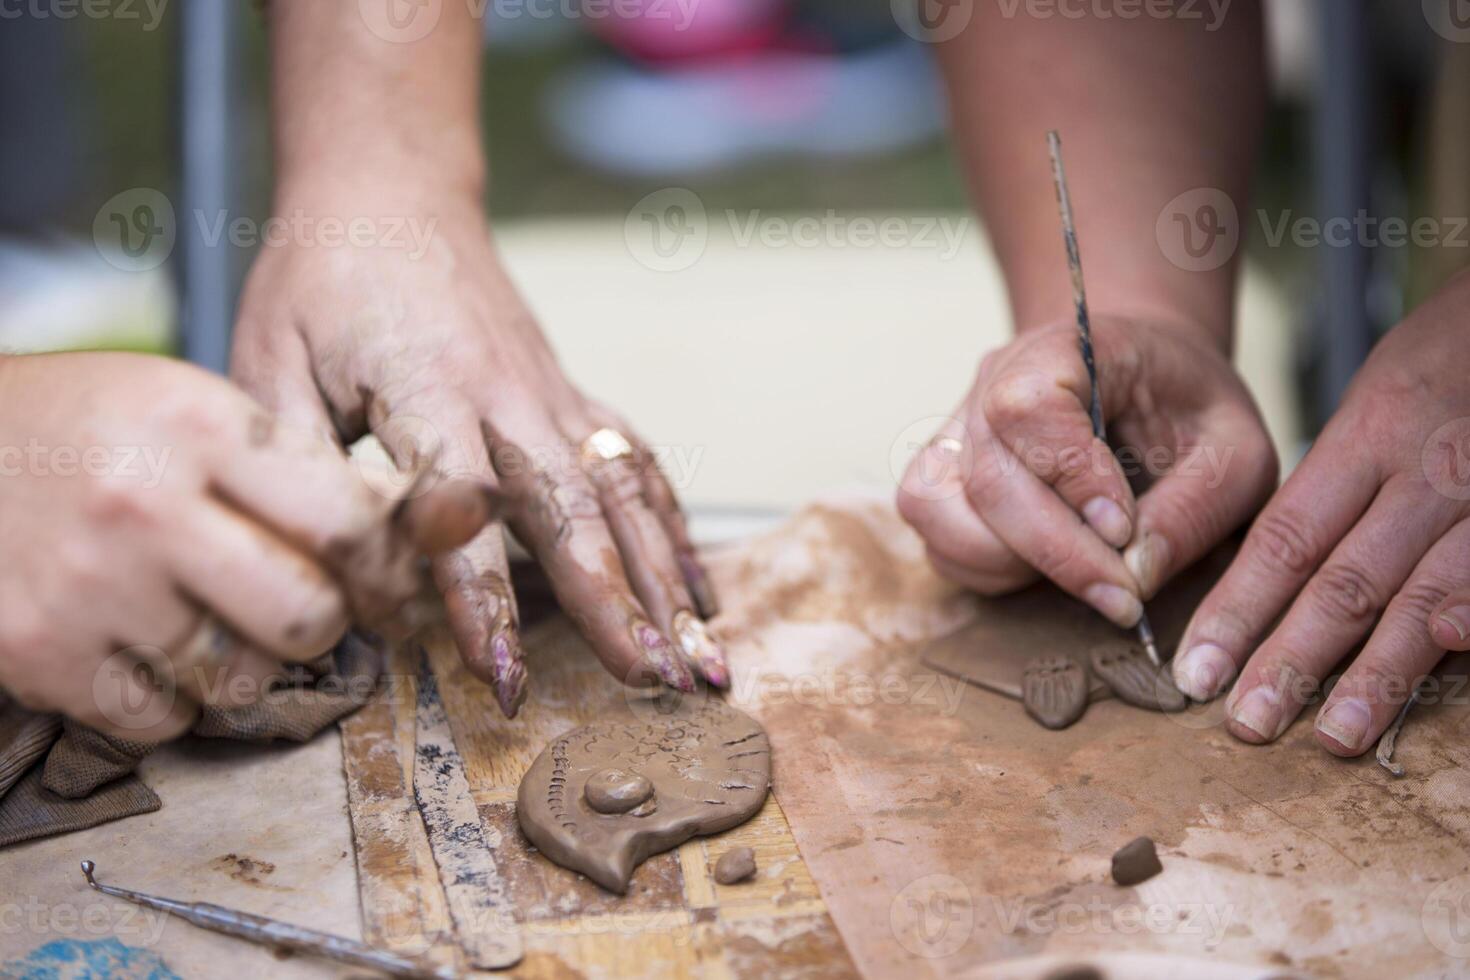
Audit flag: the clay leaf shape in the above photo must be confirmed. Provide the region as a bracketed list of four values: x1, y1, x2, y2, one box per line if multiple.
[1022, 654, 1091, 729]
[517, 696, 771, 893]
[1090, 645, 1187, 712]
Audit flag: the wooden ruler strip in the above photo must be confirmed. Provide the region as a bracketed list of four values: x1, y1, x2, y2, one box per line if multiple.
[413, 647, 523, 970]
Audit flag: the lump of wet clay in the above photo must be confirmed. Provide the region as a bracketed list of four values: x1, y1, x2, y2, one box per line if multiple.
[517, 697, 771, 894]
[584, 768, 654, 814]
[1090, 646, 1187, 713]
[1111, 836, 1163, 886]
[714, 846, 757, 885]
[1023, 655, 1090, 729]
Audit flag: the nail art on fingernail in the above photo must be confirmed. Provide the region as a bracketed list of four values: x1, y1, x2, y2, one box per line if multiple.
[1317, 698, 1372, 753]
[491, 629, 528, 718]
[1172, 643, 1235, 701]
[635, 621, 696, 692]
[1084, 583, 1143, 628]
[673, 610, 730, 689]
[1082, 496, 1132, 548]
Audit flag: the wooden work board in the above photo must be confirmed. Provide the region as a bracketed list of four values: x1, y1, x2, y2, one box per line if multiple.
[339, 616, 858, 978]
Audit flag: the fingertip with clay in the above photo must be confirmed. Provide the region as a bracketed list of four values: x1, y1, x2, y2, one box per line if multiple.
[398, 480, 501, 555]
[633, 619, 697, 693]
[672, 609, 730, 689]
[490, 626, 529, 718]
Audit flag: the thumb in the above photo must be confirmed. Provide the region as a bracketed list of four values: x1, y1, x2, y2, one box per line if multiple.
[1123, 417, 1278, 599]
[1431, 588, 1470, 651]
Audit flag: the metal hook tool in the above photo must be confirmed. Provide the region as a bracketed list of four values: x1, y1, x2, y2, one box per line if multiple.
[79, 860, 455, 979]
[1047, 130, 1163, 668]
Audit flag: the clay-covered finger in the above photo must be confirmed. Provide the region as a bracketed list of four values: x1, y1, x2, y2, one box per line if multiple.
[1221, 482, 1451, 745]
[963, 434, 1142, 627]
[229, 321, 347, 447]
[166, 500, 349, 662]
[1172, 429, 1380, 702]
[397, 479, 500, 555]
[1314, 518, 1470, 756]
[583, 442, 728, 688]
[633, 440, 718, 619]
[486, 422, 695, 693]
[376, 396, 527, 715]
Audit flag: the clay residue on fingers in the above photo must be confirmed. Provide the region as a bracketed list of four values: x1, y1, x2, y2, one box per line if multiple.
[673, 610, 730, 689]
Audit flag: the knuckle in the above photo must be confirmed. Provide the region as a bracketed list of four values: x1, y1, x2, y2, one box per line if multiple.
[1033, 534, 1082, 581]
[982, 372, 1051, 431]
[84, 473, 159, 527]
[1392, 575, 1454, 622]
[1245, 510, 1320, 575]
[1309, 561, 1383, 624]
[1345, 658, 1413, 708]
[596, 463, 647, 508]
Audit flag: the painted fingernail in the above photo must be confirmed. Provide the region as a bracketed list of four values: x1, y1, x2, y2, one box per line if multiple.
[1084, 583, 1143, 628]
[673, 610, 730, 689]
[1229, 684, 1285, 742]
[1083, 496, 1132, 549]
[1316, 698, 1372, 753]
[680, 552, 721, 619]
[635, 622, 696, 693]
[1438, 608, 1470, 643]
[1124, 531, 1170, 599]
[1172, 643, 1235, 701]
[491, 628, 528, 718]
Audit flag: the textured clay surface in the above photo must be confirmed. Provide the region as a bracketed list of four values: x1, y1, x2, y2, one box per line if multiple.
[517, 696, 771, 893]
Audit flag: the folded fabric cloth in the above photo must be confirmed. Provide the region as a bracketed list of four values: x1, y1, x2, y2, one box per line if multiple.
[0, 635, 382, 848]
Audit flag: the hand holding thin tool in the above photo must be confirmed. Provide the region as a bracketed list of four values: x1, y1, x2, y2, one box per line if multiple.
[1046, 130, 1162, 667]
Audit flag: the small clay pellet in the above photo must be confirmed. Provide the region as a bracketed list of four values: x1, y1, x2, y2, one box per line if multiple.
[713, 847, 757, 885]
[1110, 836, 1163, 886]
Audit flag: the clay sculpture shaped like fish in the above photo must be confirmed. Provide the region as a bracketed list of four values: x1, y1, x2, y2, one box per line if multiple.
[517, 696, 771, 893]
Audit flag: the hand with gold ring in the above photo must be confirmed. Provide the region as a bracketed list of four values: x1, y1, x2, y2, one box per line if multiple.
[232, 214, 725, 715]
[0, 352, 493, 741]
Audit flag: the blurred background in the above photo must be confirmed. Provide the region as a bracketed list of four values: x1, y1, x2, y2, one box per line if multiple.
[1, 0, 1468, 534]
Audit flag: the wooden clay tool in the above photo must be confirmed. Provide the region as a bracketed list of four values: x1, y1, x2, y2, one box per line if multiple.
[1046, 129, 1163, 668]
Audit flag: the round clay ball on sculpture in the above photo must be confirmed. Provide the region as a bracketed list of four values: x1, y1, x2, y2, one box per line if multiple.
[584, 768, 654, 814]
